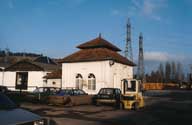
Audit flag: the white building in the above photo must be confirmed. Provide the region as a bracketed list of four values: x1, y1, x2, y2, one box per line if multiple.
[60, 35, 135, 94]
[0, 56, 60, 91]
[43, 70, 62, 88]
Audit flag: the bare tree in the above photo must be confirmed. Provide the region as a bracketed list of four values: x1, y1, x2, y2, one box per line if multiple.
[171, 61, 177, 82]
[176, 62, 183, 82]
[165, 62, 171, 83]
[159, 63, 164, 83]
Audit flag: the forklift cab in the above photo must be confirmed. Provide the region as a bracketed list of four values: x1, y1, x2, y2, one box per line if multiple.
[120, 79, 144, 110]
[122, 79, 142, 95]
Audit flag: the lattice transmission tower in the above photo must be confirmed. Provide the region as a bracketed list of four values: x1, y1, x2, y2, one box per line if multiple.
[137, 32, 145, 82]
[124, 18, 133, 62]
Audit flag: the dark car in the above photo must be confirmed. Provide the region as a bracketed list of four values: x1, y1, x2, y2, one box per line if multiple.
[48, 89, 93, 106]
[0, 92, 46, 125]
[0, 86, 8, 93]
[94, 88, 122, 107]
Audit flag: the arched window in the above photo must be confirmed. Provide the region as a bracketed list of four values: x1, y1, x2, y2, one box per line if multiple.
[88, 73, 96, 90]
[76, 74, 83, 89]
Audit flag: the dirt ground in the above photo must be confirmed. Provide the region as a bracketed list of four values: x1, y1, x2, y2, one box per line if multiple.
[21, 90, 192, 125]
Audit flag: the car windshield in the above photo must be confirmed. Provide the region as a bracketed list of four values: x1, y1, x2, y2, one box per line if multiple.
[99, 89, 114, 95]
[33, 87, 43, 93]
[50, 88, 58, 93]
[0, 93, 17, 110]
[57, 90, 72, 96]
[73, 90, 86, 95]
[33, 87, 59, 94]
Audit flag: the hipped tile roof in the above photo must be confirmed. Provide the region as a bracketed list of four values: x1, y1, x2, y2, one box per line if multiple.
[0, 55, 58, 68]
[60, 36, 135, 66]
[60, 48, 135, 66]
[77, 36, 121, 51]
[5, 60, 44, 71]
[5, 60, 61, 71]
[34, 56, 57, 65]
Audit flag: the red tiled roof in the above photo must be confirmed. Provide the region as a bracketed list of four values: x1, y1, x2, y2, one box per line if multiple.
[59, 48, 135, 66]
[5, 60, 44, 71]
[5, 60, 61, 71]
[44, 70, 62, 79]
[33, 56, 57, 65]
[77, 36, 121, 51]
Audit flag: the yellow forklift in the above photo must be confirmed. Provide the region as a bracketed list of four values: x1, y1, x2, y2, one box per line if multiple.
[120, 79, 144, 110]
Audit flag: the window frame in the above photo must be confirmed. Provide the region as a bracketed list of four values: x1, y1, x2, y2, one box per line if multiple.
[15, 72, 28, 90]
[76, 74, 83, 89]
[88, 73, 96, 90]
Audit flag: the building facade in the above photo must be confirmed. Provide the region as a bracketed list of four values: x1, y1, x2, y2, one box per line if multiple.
[60, 36, 135, 94]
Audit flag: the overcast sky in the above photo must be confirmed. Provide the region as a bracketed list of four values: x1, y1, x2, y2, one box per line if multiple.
[0, 0, 191, 69]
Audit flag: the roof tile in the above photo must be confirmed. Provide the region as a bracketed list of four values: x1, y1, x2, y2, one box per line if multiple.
[77, 36, 121, 51]
[60, 48, 135, 66]
[44, 70, 62, 79]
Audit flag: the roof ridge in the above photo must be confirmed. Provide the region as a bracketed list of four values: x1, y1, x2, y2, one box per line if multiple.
[77, 36, 121, 51]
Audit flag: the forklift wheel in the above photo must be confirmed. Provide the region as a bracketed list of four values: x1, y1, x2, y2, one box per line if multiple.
[119, 103, 124, 110]
[133, 103, 139, 111]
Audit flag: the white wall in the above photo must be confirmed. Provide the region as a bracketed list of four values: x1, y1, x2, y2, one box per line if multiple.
[28, 71, 47, 91]
[0, 71, 48, 91]
[62, 61, 133, 94]
[110, 63, 133, 89]
[46, 79, 61, 88]
[3, 72, 16, 90]
[0, 72, 3, 86]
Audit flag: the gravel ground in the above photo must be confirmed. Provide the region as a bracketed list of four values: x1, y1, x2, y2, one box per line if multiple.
[21, 90, 192, 125]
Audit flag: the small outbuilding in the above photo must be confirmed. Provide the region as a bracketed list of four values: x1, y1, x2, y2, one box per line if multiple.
[43, 69, 62, 88]
[0, 56, 60, 91]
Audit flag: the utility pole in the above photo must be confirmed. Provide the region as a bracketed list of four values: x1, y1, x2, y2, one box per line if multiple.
[4, 47, 10, 63]
[124, 18, 133, 62]
[137, 33, 145, 82]
[190, 64, 192, 82]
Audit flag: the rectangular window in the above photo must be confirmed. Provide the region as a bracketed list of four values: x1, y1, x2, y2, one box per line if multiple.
[88, 80, 96, 90]
[92, 80, 96, 90]
[88, 80, 91, 90]
[15, 72, 28, 90]
[126, 80, 136, 92]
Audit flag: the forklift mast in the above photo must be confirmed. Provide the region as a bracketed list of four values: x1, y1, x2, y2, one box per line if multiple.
[121, 79, 142, 95]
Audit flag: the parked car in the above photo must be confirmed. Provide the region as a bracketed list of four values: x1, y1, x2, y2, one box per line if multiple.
[94, 88, 121, 108]
[0, 85, 8, 93]
[48, 89, 93, 106]
[179, 82, 192, 89]
[0, 92, 46, 125]
[28, 87, 60, 102]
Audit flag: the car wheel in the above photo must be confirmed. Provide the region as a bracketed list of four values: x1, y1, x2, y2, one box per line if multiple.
[96, 101, 100, 106]
[114, 101, 120, 109]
